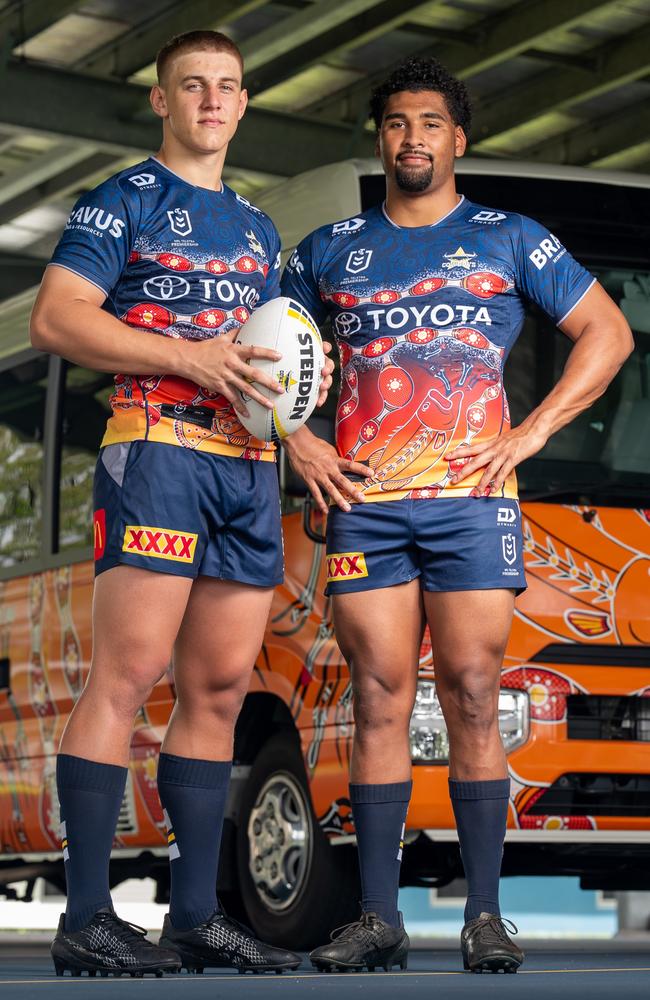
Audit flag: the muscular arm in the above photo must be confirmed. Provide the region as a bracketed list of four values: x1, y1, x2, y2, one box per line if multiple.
[30, 266, 283, 415]
[448, 282, 634, 493]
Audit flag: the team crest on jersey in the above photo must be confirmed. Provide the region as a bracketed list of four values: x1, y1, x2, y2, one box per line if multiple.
[246, 229, 264, 255]
[326, 552, 368, 582]
[345, 249, 373, 274]
[123, 525, 198, 563]
[167, 208, 193, 237]
[442, 247, 476, 270]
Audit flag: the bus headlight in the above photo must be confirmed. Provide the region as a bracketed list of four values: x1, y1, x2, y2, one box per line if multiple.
[409, 682, 529, 763]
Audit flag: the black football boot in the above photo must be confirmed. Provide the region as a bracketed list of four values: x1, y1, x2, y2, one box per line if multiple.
[461, 912, 524, 973]
[158, 910, 301, 974]
[51, 908, 181, 977]
[309, 911, 409, 973]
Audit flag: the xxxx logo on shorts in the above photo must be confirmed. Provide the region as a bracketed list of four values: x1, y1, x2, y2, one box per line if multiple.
[122, 525, 198, 563]
[326, 551, 368, 582]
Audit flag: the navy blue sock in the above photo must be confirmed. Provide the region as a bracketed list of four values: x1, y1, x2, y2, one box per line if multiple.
[157, 753, 232, 930]
[449, 778, 510, 923]
[56, 753, 127, 932]
[350, 780, 412, 928]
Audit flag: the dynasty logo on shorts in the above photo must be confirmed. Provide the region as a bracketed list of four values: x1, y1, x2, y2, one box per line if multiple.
[326, 551, 368, 583]
[122, 525, 198, 563]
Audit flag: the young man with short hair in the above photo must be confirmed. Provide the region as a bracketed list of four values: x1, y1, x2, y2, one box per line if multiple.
[281, 57, 633, 974]
[32, 29, 330, 978]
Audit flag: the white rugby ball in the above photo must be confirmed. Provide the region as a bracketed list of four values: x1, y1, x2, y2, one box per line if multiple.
[236, 296, 324, 443]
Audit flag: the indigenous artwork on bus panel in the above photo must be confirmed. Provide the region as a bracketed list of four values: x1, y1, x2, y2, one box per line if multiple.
[0, 502, 649, 853]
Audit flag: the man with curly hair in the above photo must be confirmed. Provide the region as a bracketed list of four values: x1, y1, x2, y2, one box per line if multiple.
[281, 56, 632, 973]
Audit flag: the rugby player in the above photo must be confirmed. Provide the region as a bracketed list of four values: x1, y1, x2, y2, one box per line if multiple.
[30, 30, 331, 978]
[281, 57, 633, 974]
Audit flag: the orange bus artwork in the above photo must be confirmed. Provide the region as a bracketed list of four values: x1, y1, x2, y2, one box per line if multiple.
[0, 160, 648, 949]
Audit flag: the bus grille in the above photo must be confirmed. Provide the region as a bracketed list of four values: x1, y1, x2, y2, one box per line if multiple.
[528, 774, 650, 817]
[567, 695, 650, 742]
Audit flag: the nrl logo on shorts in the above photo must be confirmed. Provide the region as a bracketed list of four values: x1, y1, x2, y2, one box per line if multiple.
[167, 208, 193, 237]
[501, 533, 517, 566]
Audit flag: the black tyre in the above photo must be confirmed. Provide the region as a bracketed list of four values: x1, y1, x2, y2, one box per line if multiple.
[236, 731, 360, 950]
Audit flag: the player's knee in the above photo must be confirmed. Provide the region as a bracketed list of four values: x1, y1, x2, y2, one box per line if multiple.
[91, 654, 169, 718]
[445, 667, 499, 731]
[177, 675, 248, 726]
[352, 676, 413, 735]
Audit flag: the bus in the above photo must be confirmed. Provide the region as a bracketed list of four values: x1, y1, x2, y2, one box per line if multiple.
[0, 159, 648, 948]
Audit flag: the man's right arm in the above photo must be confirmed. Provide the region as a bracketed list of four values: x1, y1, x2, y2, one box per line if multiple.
[280, 237, 372, 510]
[30, 265, 282, 417]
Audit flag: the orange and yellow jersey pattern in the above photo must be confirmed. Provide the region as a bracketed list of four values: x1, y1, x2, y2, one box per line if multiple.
[281, 197, 595, 500]
[49, 158, 281, 459]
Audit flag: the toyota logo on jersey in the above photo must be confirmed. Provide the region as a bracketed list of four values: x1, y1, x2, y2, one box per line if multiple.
[143, 275, 191, 301]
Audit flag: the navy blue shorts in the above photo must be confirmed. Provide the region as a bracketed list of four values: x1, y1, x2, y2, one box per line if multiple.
[325, 497, 526, 596]
[93, 441, 283, 587]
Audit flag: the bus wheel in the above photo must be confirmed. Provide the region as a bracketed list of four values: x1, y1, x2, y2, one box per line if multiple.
[236, 731, 359, 950]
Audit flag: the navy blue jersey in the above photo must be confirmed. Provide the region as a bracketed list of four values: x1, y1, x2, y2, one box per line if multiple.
[281, 196, 594, 499]
[50, 157, 281, 458]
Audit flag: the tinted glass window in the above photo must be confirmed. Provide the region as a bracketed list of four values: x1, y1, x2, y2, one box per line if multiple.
[59, 366, 113, 550]
[509, 270, 650, 503]
[0, 358, 47, 565]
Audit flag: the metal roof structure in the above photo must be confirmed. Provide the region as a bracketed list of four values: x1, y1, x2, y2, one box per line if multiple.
[1, 0, 649, 302]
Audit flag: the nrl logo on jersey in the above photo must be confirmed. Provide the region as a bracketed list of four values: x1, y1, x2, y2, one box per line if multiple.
[345, 249, 373, 274]
[167, 208, 192, 237]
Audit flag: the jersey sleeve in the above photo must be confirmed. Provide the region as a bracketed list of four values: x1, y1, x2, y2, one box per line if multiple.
[280, 233, 328, 325]
[49, 177, 139, 297]
[256, 225, 282, 307]
[514, 215, 595, 325]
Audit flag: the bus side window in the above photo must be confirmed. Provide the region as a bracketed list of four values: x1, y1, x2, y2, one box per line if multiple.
[0, 357, 48, 566]
[59, 366, 113, 551]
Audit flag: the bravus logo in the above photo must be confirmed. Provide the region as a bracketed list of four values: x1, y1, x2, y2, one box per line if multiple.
[67, 206, 126, 237]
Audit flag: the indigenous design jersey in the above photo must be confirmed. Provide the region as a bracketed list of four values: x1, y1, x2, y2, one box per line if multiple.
[50, 157, 281, 459]
[281, 196, 595, 500]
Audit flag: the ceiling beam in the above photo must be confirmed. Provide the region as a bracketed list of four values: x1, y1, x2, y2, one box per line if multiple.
[0, 149, 119, 225]
[472, 23, 650, 147]
[74, 0, 267, 77]
[521, 99, 650, 166]
[0, 60, 375, 175]
[307, 0, 616, 120]
[245, 0, 435, 97]
[0, 0, 82, 46]
[242, 0, 380, 72]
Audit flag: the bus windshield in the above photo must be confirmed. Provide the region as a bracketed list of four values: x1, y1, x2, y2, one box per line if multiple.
[507, 268, 650, 505]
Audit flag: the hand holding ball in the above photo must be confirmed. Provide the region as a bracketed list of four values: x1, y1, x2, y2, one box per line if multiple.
[236, 297, 325, 442]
